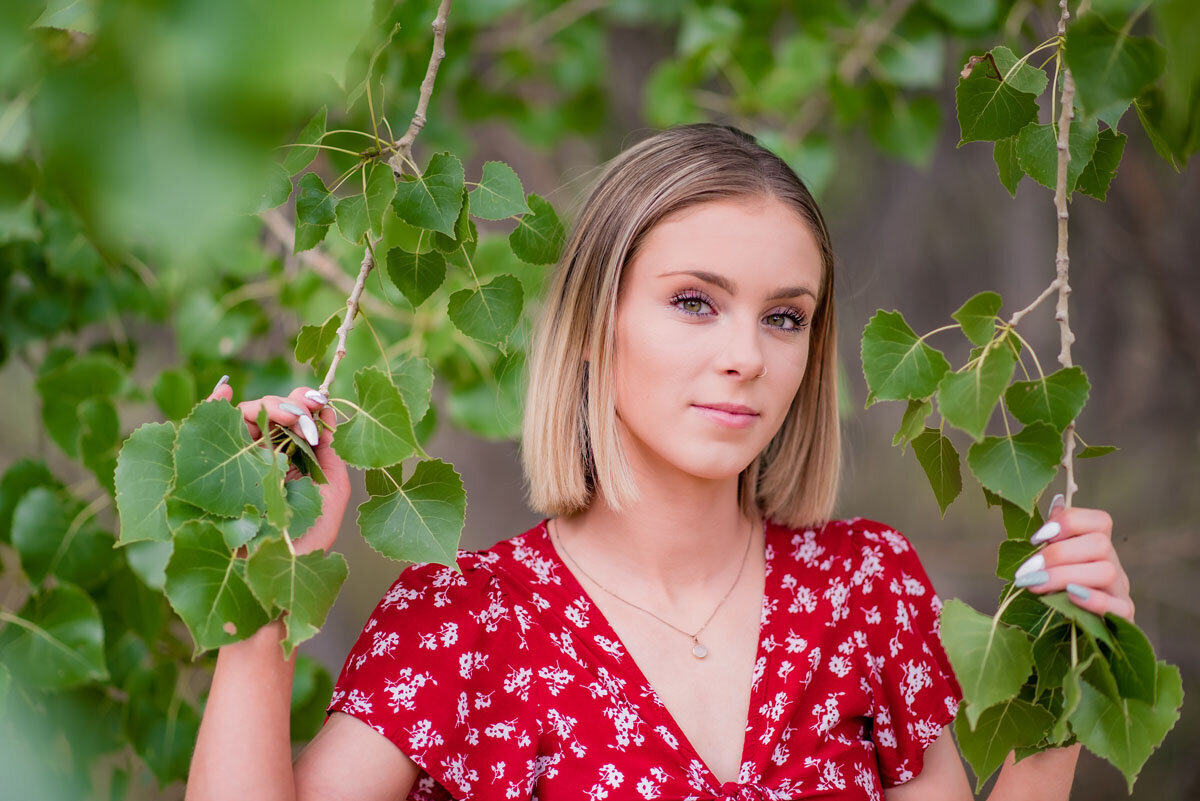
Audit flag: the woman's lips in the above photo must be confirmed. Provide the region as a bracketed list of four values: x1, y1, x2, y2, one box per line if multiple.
[691, 404, 759, 429]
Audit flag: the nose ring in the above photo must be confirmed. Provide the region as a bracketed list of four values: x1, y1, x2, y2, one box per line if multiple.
[755, 367, 767, 378]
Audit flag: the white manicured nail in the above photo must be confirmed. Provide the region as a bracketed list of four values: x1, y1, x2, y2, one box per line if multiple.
[305, 390, 328, 406]
[1030, 521, 1061, 544]
[1048, 493, 1065, 516]
[211, 374, 230, 394]
[279, 402, 307, 416]
[1015, 553, 1045, 579]
[297, 413, 320, 447]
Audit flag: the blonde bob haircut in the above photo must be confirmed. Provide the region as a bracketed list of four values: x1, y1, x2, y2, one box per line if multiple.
[520, 123, 840, 530]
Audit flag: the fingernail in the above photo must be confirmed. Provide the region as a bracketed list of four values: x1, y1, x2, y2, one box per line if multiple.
[305, 390, 328, 406]
[297, 413, 320, 447]
[1014, 553, 1045, 579]
[1030, 521, 1061, 545]
[211, 374, 230, 394]
[279, 402, 307, 416]
[1015, 569, 1050, 588]
[1048, 493, 1065, 516]
[1067, 583, 1091, 601]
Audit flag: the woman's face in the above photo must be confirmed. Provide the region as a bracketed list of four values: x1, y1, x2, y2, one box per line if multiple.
[611, 195, 824, 483]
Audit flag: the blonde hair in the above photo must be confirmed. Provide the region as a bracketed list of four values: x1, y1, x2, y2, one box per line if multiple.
[520, 123, 840, 529]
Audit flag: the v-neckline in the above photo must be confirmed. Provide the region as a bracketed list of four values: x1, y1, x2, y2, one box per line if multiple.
[534, 516, 774, 793]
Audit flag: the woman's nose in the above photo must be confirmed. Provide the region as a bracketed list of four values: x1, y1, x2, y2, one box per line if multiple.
[717, 314, 766, 379]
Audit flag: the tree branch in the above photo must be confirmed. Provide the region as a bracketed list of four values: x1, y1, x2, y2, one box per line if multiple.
[319, 245, 375, 397]
[1052, 2, 1078, 505]
[390, 0, 453, 176]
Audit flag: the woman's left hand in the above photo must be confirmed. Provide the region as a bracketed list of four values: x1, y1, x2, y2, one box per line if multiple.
[1013, 496, 1135, 623]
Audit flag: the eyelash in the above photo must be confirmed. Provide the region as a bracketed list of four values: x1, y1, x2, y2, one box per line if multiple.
[668, 289, 809, 332]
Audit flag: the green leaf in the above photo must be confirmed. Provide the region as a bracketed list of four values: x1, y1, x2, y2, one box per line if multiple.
[259, 407, 290, 533]
[1004, 366, 1091, 433]
[172, 400, 280, 517]
[0, 582, 107, 690]
[911, 427, 962, 516]
[115, 422, 176, 544]
[967, 423, 1063, 514]
[79, 397, 120, 495]
[1104, 614, 1158, 705]
[997, 539, 1039, 581]
[294, 315, 340, 372]
[1077, 444, 1117, 459]
[392, 151, 465, 237]
[1053, 651, 1094, 743]
[32, 0, 97, 34]
[1039, 592, 1114, 648]
[993, 135, 1023, 196]
[1069, 661, 1183, 793]
[1076, 128, 1127, 201]
[284, 477, 324, 539]
[35, 353, 124, 459]
[860, 310, 951, 404]
[334, 163, 396, 243]
[385, 245, 446, 307]
[152, 368, 197, 421]
[124, 540, 173, 591]
[508, 193, 566, 265]
[1016, 117, 1100, 194]
[941, 598, 1035, 730]
[1000, 498, 1043, 541]
[937, 343, 1015, 441]
[282, 107, 327, 175]
[0, 459, 61, 546]
[955, 57, 1040, 144]
[357, 458, 466, 568]
[875, 28, 943, 90]
[279, 426, 328, 485]
[1065, 15, 1165, 117]
[245, 537, 348, 660]
[952, 290, 1003, 346]
[990, 45, 1049, 96]
[954, 697, 1054, 793]
[390, 354, 435, 423]
[447, 349, 527, 440]
[431, 187, 476, 255]
[892, 398, 931, 448]
[254, 162, 293, 213]
[469, 161, 530, 220]
[291, 656, 334, 742]
[123, 663, 200, 785]
[13, 488, 119, 589]
[447, 274, 524, 346]
[294, 172, 335, 253]
[332, 367, 419, 469]
[1031, 623, 1074, 699]
[163, 520, 270, 656]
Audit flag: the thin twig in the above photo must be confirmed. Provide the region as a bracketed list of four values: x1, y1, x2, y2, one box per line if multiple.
[319, 246, 376, 397]
[390, 0, 453, 176]
[1007, 278, 1062, 327]
[1052, 0, 1078, 505]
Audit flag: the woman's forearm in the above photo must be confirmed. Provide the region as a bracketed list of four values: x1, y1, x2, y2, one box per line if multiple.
[985, 742, 1082, 801]
[186, 619, 298, 801]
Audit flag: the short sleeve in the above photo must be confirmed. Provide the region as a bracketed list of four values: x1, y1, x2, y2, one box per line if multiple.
[855, 519, 963, 788]
[324, 558, 539, 801]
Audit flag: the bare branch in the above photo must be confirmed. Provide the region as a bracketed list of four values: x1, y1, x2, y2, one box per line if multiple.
[319, 245, 376, 397]
[1052, 0, 1078, 505]
[1007, 278, 1062, 328]
[390, 0, 453, 176]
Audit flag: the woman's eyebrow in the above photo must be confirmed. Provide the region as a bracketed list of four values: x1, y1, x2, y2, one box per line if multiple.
[657, 269, 815, 300]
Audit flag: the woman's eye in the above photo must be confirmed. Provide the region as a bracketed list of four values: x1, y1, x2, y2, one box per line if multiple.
[672, 294, 713, 315]
[765, 311, 808, 330]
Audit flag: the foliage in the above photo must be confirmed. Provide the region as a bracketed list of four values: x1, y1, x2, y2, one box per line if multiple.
[1, 0, 1195, 797]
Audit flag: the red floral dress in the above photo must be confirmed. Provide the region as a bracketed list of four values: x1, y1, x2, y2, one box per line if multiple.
[324, 517, 963, 800]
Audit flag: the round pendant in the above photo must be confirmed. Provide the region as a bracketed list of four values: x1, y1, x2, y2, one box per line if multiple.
[691, 643, 708, 659]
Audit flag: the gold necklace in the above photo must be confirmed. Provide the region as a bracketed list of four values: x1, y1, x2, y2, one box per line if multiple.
[550, 515, 757, 659]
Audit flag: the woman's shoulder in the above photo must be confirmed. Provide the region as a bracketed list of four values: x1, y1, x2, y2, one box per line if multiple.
[768, 515, 922, 558]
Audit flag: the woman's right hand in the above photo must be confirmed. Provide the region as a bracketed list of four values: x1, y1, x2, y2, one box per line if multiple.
[205, 377, 351, 557]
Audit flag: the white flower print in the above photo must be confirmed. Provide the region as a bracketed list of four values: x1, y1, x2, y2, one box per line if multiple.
[900, 659, 933, 707]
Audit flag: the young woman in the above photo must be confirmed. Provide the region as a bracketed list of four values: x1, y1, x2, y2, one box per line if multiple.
[187, 124, 1135, 801]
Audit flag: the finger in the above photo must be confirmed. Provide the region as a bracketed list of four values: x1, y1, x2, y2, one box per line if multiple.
[1060, 584, 1136, 623]
[205, 374, 232, 403]
[237, 394, 314, 443]
[1014, 559, 1121, 596]
[1035, 531, 1115, 569]
[1031, 507, 1114, 545]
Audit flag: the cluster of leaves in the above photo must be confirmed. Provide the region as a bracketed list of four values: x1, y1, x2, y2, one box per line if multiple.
[0, 0, 565, 796]
[860, 1, 1189, 791]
